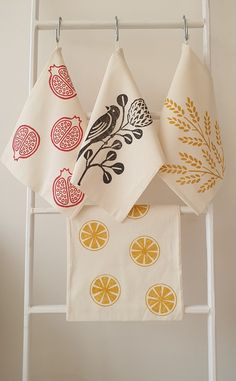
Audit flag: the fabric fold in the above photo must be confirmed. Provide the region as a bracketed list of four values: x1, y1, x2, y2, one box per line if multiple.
[71, 48, 165, 221]
[159, 43, 225, 214]
[67, 204, 183, 321]
[1, 47, 87, 216]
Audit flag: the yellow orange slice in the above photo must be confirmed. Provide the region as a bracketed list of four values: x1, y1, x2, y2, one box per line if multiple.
[130, 236, 160, 266]
[128, 204, 150, 219]
[90, 275, 121, 306]
[146, 284, 177, 316]
[79, 220, 109, 251]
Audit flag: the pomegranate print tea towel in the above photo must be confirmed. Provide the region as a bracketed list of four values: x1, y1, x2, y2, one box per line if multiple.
[67, 204, 183, 321]
[71, 48, 165, 222]
[159, 44, 225, 214]
[1, 47, 87, 216]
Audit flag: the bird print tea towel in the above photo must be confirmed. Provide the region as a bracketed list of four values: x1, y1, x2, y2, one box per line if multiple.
[1, 47, 87, 216]
[71, 48, 165, 222]
[67, 204, 183, 321]
[159, 43, 225, 214]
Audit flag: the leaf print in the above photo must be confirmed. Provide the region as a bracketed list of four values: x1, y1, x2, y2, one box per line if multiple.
[117, 94, 128, 107]
[103, 170, 112, 184]
[123, 134, 133, 144]
[105, 151, 117, 162]
[111, 140, 122, 150]
[110, 162, 124, 175]
[132, 129, 143, 139]
[84, 149, 93, 160]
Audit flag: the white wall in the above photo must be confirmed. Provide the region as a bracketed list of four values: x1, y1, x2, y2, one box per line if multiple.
[0, 0, 235, 380]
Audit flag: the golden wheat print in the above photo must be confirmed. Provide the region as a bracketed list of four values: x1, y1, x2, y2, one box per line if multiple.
[160, 97, 225, 193]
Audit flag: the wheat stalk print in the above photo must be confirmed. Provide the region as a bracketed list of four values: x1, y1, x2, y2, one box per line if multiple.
[160, 97, 225, 193]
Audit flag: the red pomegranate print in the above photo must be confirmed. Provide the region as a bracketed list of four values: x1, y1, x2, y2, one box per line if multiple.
[51, 116, 83, 151]
[12, 125, 40, 161]
[52, 168, 85, 208]
[48, 64, 77, 99]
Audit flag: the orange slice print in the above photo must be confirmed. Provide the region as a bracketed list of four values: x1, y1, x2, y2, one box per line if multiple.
[79, 220, 109, 251]
[128, 204, 150, 219]
[146, 284, 177, 316]
[90, 275, 121, 307]
[130, 236, 160, 266]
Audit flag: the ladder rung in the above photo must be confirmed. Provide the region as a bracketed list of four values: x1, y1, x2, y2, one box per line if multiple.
[31, 205, 197, 215]
[28, 304, 210, 315]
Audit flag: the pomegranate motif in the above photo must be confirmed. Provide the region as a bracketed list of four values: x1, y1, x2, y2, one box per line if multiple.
[48, 64, 77, 99]
[12, 125, 40, 161]
[51, 116, 83, 151]
[52, 168, 85, 208]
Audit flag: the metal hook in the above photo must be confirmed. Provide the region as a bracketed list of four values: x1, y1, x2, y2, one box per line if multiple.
[183, 15, 189, 43]
[115, 16, 119, 43]
[56, 17, 62, 44]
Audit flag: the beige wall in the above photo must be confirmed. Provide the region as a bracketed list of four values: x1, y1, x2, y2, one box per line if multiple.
[0, 0, 235, 380]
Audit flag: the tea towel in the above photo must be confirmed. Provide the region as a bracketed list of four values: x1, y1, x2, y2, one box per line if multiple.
[67, 204, 183, 321]
[71, 48, 165, 221]
[1, 47, 87, 216]
[159, 43, 225, 214]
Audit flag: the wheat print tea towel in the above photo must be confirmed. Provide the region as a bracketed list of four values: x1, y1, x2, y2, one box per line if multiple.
[1, 47, 87, 216]
[159, 43, 225, 214]
[67, 204, 183, 321]
[71, 48, 165, 222]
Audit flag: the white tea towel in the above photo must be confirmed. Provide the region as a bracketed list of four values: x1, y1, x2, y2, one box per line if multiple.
[67, 204, 183, 321]
[1, 47, 87, 216]
[159, 43, 225, 214]
[71, 48, 165, 221]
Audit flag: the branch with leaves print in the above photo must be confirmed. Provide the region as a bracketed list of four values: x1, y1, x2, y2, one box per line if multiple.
[77, 94, 152, 185]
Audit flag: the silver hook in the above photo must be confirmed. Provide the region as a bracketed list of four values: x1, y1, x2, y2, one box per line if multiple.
[183, 15, 189, 43]
[56, 16, 62, 44]
[115, 16, 119, 43]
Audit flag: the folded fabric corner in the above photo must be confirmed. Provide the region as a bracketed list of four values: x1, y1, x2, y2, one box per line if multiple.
[71, 48, 165, 221]
[159, 43, 225, 214]
[1, 47, 87, 216]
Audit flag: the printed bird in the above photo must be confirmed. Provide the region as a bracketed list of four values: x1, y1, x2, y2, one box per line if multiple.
[77, 105, 120, 159]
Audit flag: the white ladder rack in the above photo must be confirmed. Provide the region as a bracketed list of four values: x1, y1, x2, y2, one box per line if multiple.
[22, 1, 215, 380]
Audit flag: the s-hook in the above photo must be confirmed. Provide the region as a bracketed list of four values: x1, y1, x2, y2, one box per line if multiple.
[56, 16, 62, 44]
[183, 15, 189, 43]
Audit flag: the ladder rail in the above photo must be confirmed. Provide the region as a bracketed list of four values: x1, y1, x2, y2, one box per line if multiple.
[22, 1, 215, 380]
[22, 1, 39, 380]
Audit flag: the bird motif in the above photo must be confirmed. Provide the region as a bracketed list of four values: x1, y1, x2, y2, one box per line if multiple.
[77, 105, 120, 159]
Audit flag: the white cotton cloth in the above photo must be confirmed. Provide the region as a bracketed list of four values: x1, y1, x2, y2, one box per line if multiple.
[67, 204, 183, 321]
[159, 43, 225, 214]
[71, 48, 165, 222]
[1, 47, 87, 216]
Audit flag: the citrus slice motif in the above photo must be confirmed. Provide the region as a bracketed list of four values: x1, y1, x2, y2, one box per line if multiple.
[146, 284, 177, 316]
[90, 275, 121, 306]
[79, 221, 109, 251]
[128, 204, 150, 219]
[130, 236, 160, 266]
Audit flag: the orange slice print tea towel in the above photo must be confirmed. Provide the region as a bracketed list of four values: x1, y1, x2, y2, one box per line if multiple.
[71, 48, 165, 222]
[67, 204, 183, 321]
[1, 47, 87, 216]
[159, 43, 225, 214]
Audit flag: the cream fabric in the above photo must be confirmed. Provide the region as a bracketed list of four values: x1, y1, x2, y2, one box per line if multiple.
[71, 48, 165, 222]
[159, 43, 225, 214]
[67, 204, 183, 321]
[1, 47, 87, 216]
